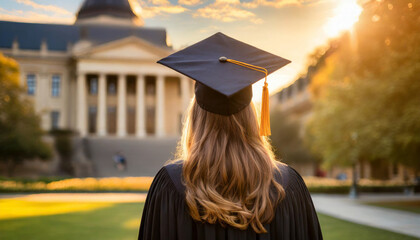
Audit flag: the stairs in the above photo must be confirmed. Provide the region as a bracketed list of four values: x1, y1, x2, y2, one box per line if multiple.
[85, 137, 179, 177]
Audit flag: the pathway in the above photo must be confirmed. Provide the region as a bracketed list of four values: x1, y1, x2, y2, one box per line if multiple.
[311, 194, 420, 238]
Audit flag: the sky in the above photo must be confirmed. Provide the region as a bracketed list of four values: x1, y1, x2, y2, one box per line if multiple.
[0, 0, 363, 98]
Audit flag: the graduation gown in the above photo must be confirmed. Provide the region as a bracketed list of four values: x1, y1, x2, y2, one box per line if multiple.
[138, 161, 323, 240]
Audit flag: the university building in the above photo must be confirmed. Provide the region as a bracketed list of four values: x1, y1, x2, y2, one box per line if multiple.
[0, 0, 193, 138]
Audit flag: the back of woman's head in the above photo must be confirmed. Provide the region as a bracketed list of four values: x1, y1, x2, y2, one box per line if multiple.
[176, 98, 285, 233]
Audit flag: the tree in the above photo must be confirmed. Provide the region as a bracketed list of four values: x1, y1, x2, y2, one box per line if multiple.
[305, 0, 420, 174]
[0, 53, 52, 176]
[270, 110, 318, 166]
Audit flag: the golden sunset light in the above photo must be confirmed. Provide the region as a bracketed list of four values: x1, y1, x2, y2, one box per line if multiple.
[323, 0, 363, 37]
[0, 1, 419, 239]
[0, 0, 420, 240]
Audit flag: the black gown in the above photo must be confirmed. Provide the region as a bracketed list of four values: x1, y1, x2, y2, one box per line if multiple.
[138, 161, 323, 240]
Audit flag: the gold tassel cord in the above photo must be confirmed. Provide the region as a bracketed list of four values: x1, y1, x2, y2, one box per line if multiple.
[260, 81, 270, 136]
[219, 57, 271, 136]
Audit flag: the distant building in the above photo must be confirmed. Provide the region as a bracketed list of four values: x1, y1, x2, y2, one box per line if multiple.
[271, 73, 313, 127]
[270, 71, 316, 176]
[0, 0, 192, 138]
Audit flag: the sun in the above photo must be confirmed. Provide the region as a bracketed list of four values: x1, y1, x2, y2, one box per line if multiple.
[324, 0, 363, 37]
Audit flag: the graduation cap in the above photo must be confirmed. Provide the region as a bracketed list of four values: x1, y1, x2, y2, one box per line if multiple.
[157, 32, 291, 136]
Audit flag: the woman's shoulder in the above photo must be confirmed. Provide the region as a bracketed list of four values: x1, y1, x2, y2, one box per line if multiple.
[145, 160, 185, 198]
[273, 161, 307, 191]
[157, 160, 186, 194]
[155, 160, 306, 195]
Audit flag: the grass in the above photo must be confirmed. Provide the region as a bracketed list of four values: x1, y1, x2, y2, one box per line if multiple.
[365, 200, 420, 214]
[0, 199, 417, 240]
[0, 200, 144, 240]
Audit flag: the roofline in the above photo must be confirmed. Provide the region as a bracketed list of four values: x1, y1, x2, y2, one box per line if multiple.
[73, 35, 172, 58]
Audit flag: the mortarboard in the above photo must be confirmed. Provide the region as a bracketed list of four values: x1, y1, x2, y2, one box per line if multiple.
[157, 32, 291, 136]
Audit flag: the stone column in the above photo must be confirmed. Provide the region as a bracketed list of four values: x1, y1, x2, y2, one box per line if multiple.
[155, 75, 165, 137]
[76, 72, 87, 136]
[180, 76, 191, 111]
[117, 74, 127, 137]
[97, 73, 107, 136]
[37, 73, 49, 130]
[136, 74, 146, 137]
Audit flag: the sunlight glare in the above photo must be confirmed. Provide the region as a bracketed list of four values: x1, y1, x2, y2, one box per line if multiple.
[128, 0, 143, 17]
[0, 200, 112, 220]
[323, 0, 363, 37]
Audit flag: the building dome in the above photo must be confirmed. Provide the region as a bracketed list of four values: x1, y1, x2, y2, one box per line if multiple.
[76, 0, 143, 26]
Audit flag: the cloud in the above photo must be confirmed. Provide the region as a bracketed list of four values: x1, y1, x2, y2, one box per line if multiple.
[0, 7, 74, 24]
[129, 0, 325, 21]
[178, 0, 202, 6]
[216, 0, 241, 4]
[242, 0, 325, 9]
[149, 0, 171, 5]
[15, 0, 72, 15]
[128, 0, 143, 16]
[193, 0, 262, 23]
[129, 0, 188, 18]
[199, 25, 220, 33]
[142, 5, 188, 18]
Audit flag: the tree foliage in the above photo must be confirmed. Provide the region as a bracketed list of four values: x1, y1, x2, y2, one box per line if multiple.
[270, 110, 318, 165]
[0, 53, 52, 175]
[305, 0, 420, 171]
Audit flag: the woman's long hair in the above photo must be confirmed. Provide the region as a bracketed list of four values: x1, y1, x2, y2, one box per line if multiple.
[175, 97, 285, 233]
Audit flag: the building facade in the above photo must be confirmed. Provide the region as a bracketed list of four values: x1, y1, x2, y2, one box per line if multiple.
[0, 0, 192, 138]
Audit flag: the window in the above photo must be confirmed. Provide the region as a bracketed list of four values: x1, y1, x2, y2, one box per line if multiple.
[107, 76, 118, 96]
[107, 106, 117, 134]
[88, 106, 97, 134]
[108, 82, 116, 95]
[146, 106, 155, 134]
[89, 106, 97, 114]
[27, 74, 36, 95]
[127, 76, 136, 95]
[89, 78, 98, 95]
[50, 111, 60, 130]
[145, 76, 156, 95]
[51, 75, 61, 97]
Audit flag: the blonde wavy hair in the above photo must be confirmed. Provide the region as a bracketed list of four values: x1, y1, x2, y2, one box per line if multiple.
[175, 97, 285, 233]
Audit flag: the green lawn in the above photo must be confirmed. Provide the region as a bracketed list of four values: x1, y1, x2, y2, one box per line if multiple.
[0, 199, 417, 240]
[0, 201, 144, 240]
[365, 200, 420, 214]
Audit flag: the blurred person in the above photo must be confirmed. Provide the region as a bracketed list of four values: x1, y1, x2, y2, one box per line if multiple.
[138, 33, 322, 240]
[336, 173, 347, 180]
[315, 167, 327, 178]
[113, 151, 127, 171]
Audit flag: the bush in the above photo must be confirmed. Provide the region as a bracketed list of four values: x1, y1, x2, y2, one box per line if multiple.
[0, 176, 414, 194]
[0, 177, 153, 193]
[304, 177, 415, 194]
